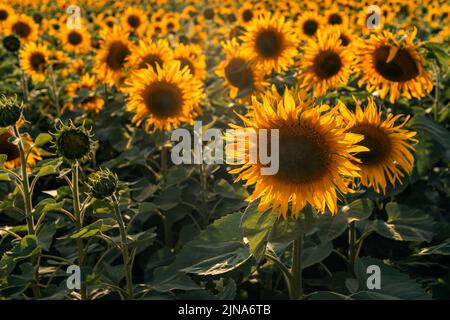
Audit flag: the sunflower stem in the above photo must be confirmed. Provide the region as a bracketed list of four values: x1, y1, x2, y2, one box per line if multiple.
[348, 221, 357, 274]
[433, 64, 440, 121]
[48, 64, 61, 118]
[13, 124, 40, 299]
[290, 228, 304, 300]
[103, 84, 108, 109]
[112, 194, 134, 300]
[160, 129, 168, 188]
[71, 161, 87, 300]
[199, 163, 209, 228]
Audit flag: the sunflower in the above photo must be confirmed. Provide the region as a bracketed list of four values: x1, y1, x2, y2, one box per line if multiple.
[356, 28, 433, 103]
[65, 73, 103, 113]
[121, 7, 147, 36]
[336, 98, 416, 193]
[296, 11, 323, 41]
[127, 39, 173, 72]
[59, 24, 91, 53]
[240, 12, 297, 74]
[0, 128, 41, 170]
[173, 43, 206, 81]
[216, 39, 266, 99]
[237, 2, 256, 26]
[5, 13, 38, 42]
[19, 42, 50, 82]
[94, 26, 132, 87]
[297, 28, 354, 97]
[0, 3, 14, 29]
[324, 6, 349, 27]
[227, 88, 366, 217]
[124, 61, 204, 132]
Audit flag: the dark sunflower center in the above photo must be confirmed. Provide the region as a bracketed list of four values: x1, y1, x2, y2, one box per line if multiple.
[242, 9, 253, 22]
[177, 58, 195, 75]
[374, 46, 419, 82]
[68, 31, 82, 45]
[328, 13, 343, 25]
[12, 21, 31, 38]
[340, 35, 350, 46]
[106, 20, 114, 28]
[127, 15, 140, 28]
[350, 125, 391, 165]
[313, 50, 342, 79]
[255, 29, 283, 58]
[139, 54, 163, 70]
[225, 58, 253, 90]
[106, 41, 130, 70]
[167, 22, 175, 30]
[274, 127, 329, 183]
[29, 52, 46, 72]
[142, 83, 183, 119]
[0, 10, 8, 21]
[203, 8, 215, 20]
[0, 132, 20, 162]
[302, 19, 318, 36]
[57, 129, 91, 160]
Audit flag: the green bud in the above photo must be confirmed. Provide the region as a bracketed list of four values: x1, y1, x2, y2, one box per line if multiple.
[0, 95, 22, 128]
[88, 168, 119, 199]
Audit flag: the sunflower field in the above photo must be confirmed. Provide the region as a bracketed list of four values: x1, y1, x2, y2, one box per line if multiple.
[0, 0, 449, 302]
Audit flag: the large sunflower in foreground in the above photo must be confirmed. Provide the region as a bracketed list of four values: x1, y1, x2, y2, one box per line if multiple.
[173, 43, 206, 82]
[297, 28, 354, 96]
[356, 28, 433, 103]
[227, 88, 366, 217]
[59, 24, 91, 53]
[240, 13, 297, 74]
[0, 128, 41, 170]
[127, 39, 173, 71]
[94, 26, 132, 86]
[336, 98, 417, 193]
[124, 61, 204, 132]
[19, 42, 50, 82]
[216, 39, 266, 100]
[5, 13, 38, 42]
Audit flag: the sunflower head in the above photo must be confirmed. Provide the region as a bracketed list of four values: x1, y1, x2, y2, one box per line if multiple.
[336, 97, 417, 193]
[0, 95, 23, 128]
[87, 168, 119, 199]
[2, 35, 20, 52]
[227, 88, 365, 217]
[125, 60, 204, 132]
[356, 28, 433, 103]
[297, 28, 354, 96]
[53, 121, 96, 163]
[240, 12, 298, 73]
[0, 126, 41, 170]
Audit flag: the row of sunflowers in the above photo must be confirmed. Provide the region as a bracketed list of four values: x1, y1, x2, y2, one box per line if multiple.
[0, 0, 449, 300]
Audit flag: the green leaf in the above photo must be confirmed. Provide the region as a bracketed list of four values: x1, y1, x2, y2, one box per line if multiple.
[315, 211, 348, 244]
[169, 211, 251, 276]
[92, 199, 114, 214]
[0, 236, 40, 278]
[150, 265, 202, 292]
[37, 222, 56, 251]
[214, 179, 249, 199]
[0, 173, 11, 182]
[342, 199, 374, 223]
[370, 202, 435, 242]
[34, 133, 52, 147]
[240, 201, 277, 262]
[354, 257, 431, 299]
[302, 241, 333, 269]
[0, 154, 7, 167]
[66, 218, 118, 239]
[417, 239, 450, 256]
[424, 42, 449, 72]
